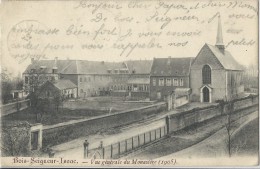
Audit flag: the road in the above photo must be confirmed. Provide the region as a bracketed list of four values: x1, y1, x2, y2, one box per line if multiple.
[46, 116, 166, 158]
[46, 102, 217, 158]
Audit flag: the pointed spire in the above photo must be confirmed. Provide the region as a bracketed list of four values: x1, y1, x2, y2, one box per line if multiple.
[215, 15, 225, 53]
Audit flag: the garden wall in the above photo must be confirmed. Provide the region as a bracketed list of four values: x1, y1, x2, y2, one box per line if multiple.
[168, 95, 258, 132]
[0, 99, 30, 117]
[42, 102, 166, 147]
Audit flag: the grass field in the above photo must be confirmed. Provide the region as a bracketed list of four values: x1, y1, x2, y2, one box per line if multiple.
[2, 97, 154, 126]
[231, 118, 259, 156]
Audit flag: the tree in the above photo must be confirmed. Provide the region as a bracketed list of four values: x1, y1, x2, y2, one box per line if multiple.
[1, 67, 14, 104]
[1, 121, 31, 157]
[25, 69, 55, 122]
[224, 102, 246, 157]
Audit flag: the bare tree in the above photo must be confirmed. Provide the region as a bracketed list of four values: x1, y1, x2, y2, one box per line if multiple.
[224, 102, 247, 157]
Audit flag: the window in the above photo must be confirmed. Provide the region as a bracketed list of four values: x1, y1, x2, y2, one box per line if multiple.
[202, 65, 211, 84]
[84, 77, 87, 82]
[80, 89, 83, 93]
[159, 78, 164, 86]
[180, 79, 184, 86]
[173, 79, 178, 86]
[80, 77, 82, 82]
[152, 78, 156, 86]
[25, 76, 29, 84]
[166, 78, 171, 86]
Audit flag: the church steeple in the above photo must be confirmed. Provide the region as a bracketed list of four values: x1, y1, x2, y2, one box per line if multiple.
[215, 15, 225, 53]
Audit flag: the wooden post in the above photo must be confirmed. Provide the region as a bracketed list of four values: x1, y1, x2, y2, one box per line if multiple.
[144, 133, 146, 144]
[111, 144, 113, 158]
[155, 129, 157, 140]
[149, 131, 152, 142]
[132, 137, 134, 150]
[125, 140, 127, 152]
[102, 147, 105, 159]
[160, 127, 162, 138]
[118, 142, 120, 156]
[138, 135, 140, 147]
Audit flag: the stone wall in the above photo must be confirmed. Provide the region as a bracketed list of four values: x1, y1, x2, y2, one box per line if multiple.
[42, 103, 167, 147]
[0, 99, 30, 117]
[168, 95, 258, 132]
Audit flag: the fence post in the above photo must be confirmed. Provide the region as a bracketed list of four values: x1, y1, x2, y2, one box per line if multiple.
[144, 133, 146, 144]
[118, 142, 120, 156]
[160, 127, 162, 138]
[149, 131, 152, 142]
[110, 144, 113, 158]
[125, 140, 127, 152]
[166, 115, 170, 134]
[138, 135, 140, 147]
[132, 137, 134, 150]
[155, 129, 157, 140]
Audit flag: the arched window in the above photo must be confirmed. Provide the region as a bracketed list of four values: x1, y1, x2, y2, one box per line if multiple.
[202, 65, 211, 84]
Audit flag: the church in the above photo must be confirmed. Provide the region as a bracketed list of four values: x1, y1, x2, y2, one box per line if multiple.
[190, 16, 244, 103]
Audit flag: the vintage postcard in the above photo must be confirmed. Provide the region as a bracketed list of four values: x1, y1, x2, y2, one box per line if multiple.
[0, 0, 259, 167]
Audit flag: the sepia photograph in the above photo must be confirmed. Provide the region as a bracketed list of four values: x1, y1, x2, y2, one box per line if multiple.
[0, 0, 259, 167]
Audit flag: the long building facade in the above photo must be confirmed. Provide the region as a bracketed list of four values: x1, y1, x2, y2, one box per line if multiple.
[23, 17, 244, 103]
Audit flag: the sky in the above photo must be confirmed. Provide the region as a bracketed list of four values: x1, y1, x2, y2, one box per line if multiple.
[0, 0, 258, 76]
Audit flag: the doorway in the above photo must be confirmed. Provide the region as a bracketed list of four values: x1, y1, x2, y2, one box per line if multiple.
[203, 87, 209, 102]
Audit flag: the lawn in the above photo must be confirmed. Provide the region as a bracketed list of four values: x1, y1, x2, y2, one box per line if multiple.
[2, 107, 109, 125]
[231, 118, 259, 156]
[63, 97, 153, 112]
[2, 97, 154, 126]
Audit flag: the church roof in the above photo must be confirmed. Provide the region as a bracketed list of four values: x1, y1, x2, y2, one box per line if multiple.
[150, 57, 194, 76]
[206, 44, 244, 71]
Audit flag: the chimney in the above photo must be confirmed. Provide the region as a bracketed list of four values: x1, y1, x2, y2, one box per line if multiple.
[215, 15, 225, 53]
[52, 57, 58, 74]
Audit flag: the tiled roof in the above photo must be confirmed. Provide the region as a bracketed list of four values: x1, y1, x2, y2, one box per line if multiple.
[23, 59, 154, 75]
[53, 79, 77, 90]
[125, 60, 153, 74]
[77, 61, 127, 74]
[150, 57, 194, 76]
[23, 60, 127, 75]
[206, 44, 244, 70]
[23, 60, 77, 74]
